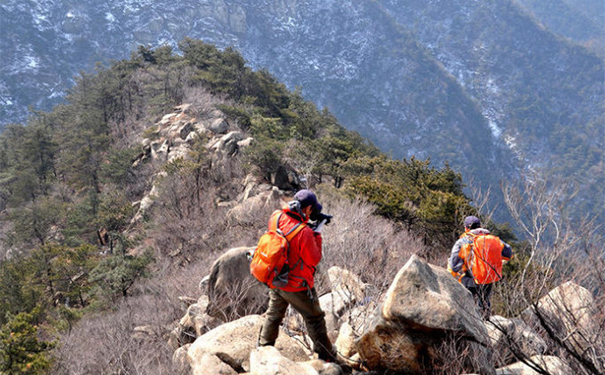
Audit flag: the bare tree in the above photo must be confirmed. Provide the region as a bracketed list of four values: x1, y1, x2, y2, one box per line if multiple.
[495, 171, 605, 374]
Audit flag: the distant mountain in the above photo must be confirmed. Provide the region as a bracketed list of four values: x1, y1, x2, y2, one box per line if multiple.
[1, 0, 603, 224]
[513, 0, 605, 57]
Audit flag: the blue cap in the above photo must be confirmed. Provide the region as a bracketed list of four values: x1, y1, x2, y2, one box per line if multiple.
[464, 216, 481, 229]
[294, 189, 322, 212]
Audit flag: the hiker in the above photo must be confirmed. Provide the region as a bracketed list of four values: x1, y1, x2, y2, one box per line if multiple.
[448, 215, 513, 318]
[257, 189, 337, 362]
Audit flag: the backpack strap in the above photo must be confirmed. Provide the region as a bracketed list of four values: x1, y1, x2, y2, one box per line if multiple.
[269, 211, 282, 233]
[284, 221, 306, 241]
[270, 212, 306, 240]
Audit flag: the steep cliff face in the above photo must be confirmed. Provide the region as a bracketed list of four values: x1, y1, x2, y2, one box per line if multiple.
[2, 0, 603, 222]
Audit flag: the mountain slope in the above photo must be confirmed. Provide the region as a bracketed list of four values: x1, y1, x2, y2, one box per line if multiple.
[513, 0, 605, 57]
[1, 0, 603, 223]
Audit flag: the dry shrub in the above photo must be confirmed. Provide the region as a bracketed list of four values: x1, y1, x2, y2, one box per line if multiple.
[319, 189, 427, 295]
[207, 277, 268, 322]
[52, 263, 211, 375]
[424, 333, 493, 375]
[181, 85, 227, 119]
[489, 174, 605, 374]
[150, 154, 254, 266]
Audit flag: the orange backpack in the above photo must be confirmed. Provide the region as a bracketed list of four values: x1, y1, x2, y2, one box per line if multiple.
[250, 212, 306, 288]
[459, 232, 505, 285]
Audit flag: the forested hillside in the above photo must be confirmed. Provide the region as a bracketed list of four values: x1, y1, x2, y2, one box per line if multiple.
[513, 0, 605, 57]
[2, 0, 603, 229]
[0, 41, 481, 373]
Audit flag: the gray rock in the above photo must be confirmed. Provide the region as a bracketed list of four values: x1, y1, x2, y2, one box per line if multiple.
[174, 103, 192, 114]
[319, 291, 352, 318]
[199, 275, 210, 291]
[172, 344, 191, 373]
[226, 186, 282, 226]
[327, 266, 366, 303]
[335, 322, 357, 358]
[159, 113, 177, 126]
[237, 137, 254, 148]
[190, 351, 238, 375]
[271, 165, 294, 190]
[250, 346, 318, 375]
[356, 255, 493, 374]
[486, 315, 547, 366]
[188, 315, 310, 373]
[208, 118, 229, 134]
[206, 246, 269, 321]
[521, 281, 600, 358]
[179, 121, 195, 139]
[496, 355, 572, 375]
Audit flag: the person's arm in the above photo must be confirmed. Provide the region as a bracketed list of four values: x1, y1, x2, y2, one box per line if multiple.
[298, 227, 322, 267]
[449, 238, 466, 272]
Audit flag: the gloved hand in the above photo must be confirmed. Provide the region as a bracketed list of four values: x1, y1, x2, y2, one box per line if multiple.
[310, 213, 332, 233]
[310, 212, 332, 225]
[314, 218, 328, 233]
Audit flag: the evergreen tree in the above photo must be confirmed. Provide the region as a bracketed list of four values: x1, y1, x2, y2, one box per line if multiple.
[0, 309, 54, 374]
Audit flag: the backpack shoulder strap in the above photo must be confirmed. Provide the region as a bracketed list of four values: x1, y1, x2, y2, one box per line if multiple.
[270, 211, 306, 240]
[269, 212, 282, 232]
[285, 222, 306, 241]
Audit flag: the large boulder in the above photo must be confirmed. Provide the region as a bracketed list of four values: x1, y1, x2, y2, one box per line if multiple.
[206, 246, 269, 321]
[356, 255, 494, 374]
[486, 315, 546, 366]
[495, 355, 572, 375]
[187, 315, 310, 373]
[522, 281, 601, 359]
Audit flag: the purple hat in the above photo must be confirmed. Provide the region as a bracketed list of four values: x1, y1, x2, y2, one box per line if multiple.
[464, 215, 481, 229]
[294, 189, 322, 212]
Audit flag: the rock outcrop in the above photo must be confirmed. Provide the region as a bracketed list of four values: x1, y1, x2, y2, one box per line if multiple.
[206, 246, 268, 321]
[130, 104, 255, 226]
[187, 315, 309, 373]
[356, 255, 494, 374]
[522, 281, 603, 360]
[171, 247, 602, 375]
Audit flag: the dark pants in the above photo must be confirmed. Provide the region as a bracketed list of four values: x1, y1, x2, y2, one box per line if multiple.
[461, 276, 493, 319]
[259, 287, 336, 361]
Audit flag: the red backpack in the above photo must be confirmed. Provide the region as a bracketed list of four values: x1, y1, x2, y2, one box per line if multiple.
[459, 232, 505, 284]
[250, 212, 306, 288]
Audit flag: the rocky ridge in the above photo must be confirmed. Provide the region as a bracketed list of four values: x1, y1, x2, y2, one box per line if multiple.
[124, 103, 602, 373]
[159, 250, 596, 374]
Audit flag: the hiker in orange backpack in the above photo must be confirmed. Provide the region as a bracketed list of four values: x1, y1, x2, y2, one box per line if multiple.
[448, 216, 513, 319]
[257, 189, 337, 362]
